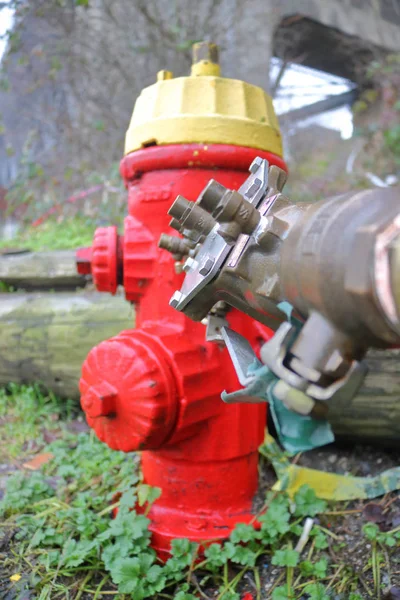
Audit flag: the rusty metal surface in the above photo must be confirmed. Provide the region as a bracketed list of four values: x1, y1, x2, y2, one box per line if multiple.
[165, 158, 400, 408]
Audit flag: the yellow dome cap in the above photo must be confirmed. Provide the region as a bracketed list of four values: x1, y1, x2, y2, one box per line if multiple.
[124, 42, 283, 157]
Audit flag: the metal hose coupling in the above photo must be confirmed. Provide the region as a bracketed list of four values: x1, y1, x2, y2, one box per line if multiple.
[164, 157, 400, 407]
[197, 179, 261, 243]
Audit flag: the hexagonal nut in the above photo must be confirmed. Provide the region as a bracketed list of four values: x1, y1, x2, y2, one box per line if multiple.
[255, 273, 280, 299]
[199, 257, 215, 276]
[169, 290, 184, 308]
[249, 156, 264, 174]
[183, 257, 197, 272]
[269, 215, 289, 239]
[268, 165, 287, 192]
[324, 349, 346, 375]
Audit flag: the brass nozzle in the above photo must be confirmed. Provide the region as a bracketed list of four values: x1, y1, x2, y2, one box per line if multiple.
[158, 234, 190, 258]
[169, 218, 182, 232]
[197, 180, 227, 213]
[169, 194, 216, 238]
[197, 179, 261, 242]
[168, 196, 192, 221]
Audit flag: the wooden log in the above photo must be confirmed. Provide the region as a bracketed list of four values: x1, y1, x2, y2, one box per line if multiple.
[328, 349, 400, 445]
[0, 289, 397, 443]
[0, 250, 86, 290]
[0, 291, 133, 399]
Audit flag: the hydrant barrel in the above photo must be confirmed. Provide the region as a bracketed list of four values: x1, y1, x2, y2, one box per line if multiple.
[78, 42, 287, 556]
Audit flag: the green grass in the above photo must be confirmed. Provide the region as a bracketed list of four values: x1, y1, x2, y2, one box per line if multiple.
[0, 217, 96, 252]
[0, 383, 76, 458]
[0, 385, 399, 599]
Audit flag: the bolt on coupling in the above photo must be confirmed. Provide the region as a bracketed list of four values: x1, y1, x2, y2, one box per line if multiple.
[158, 234, 191, 259]
[197, 179, 261, 243]
[168, 195, 216, 238]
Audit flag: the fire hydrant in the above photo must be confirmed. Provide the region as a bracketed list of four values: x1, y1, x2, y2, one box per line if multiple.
[77, 43, 287, 556]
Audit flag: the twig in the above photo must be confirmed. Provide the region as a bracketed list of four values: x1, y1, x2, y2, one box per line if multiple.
[358, 573, 374, 597]
[387, 524, 400, 535]
[323, 509, 362, 516]
[315, 525, 341, 540]
[75, 571, 93, 600]
[382, 546, 392, 588]
[190, 573, 213, 600]
[383, 495, 400, 512]
[82, 591, 119, 596]
[96, 500, 120, 517]
[325, 564, 345, 591]
[294, 518, 314, 554]
[92, 575, 109, 600]
[290, 452, 303, 466]
[253, 567, 261, 600]
[267, 572, 284, 597]
[187, 545, 200, 584]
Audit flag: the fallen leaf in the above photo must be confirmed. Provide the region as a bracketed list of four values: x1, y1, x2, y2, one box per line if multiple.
[10, 574, 21, 582]
[22, 452, 54, 471]
[363, 502, 386, 524]
[42, 429, 59, 444]
[391, 512, 400, 528]
[383, 587, 400, 600]
[67, 419, 89, 434]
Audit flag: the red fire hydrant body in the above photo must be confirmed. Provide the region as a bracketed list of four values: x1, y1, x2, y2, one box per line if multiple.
[78, 47, 286, 556]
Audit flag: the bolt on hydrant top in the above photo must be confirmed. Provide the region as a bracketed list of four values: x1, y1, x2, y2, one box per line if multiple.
[124, 41, 283, 157]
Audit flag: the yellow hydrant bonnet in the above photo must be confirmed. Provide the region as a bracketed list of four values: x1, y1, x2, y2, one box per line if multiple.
[124, 42, 283, 157]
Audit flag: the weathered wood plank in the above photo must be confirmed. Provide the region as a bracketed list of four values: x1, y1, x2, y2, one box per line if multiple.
[0, 250, 86, 289]
[0, 289, 397, 443]
[328, 349, 400, 444]
[0, 291, 133, 398]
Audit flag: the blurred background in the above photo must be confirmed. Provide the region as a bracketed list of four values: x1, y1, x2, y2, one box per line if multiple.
[1, 4, 400, 599]
[0, 0, 399, 246]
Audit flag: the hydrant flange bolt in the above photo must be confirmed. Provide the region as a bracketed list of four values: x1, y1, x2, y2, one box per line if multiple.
[199, 258, 215, 276]
[183, 257, 198, 272]
[170, 291, 184, 308]
[249, 156, 263, 174]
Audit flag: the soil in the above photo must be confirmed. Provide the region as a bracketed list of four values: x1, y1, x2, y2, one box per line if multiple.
[260, 442, 400, 597]
[1, 431, 399, 599]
